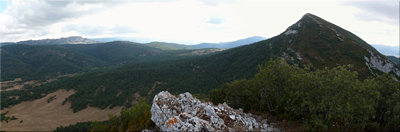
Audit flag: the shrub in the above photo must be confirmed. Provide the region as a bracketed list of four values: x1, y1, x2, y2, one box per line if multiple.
[210, 59, 381, 131]
[384, 88, 400, 130]
[93, 97, 155, 132]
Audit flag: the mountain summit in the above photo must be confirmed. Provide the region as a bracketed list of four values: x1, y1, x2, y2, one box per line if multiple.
[272, 13, 400, 78]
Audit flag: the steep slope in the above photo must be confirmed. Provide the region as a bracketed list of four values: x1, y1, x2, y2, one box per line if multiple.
[278, 13, 400, 78]
[1, 44, 104, 81]
[192, 36, 266, 49]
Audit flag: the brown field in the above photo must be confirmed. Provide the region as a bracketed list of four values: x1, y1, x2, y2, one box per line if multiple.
[0, 89, 123, 131]
[1, 75, 76, 92]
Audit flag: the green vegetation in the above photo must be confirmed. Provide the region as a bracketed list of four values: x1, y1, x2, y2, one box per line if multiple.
[1, 41, 222, 82]
[210, 59, 400, 131]
[1, 44, 104, 81]
[55, 98, 154, 132]
[1, 37, 285, 112]
[285, 13, 400, 80]
[47, 95, 56, 103]
[1, 111, 18, 123]
[1, 111, 9, 121]
[385, 55, 400, 66]
[54, 121, 94, 132]
[1, 76, 72, 109]
[59, 41, 217, 66]
[10, 115, 18, 120]
[145, 41, 198, 50]
[102, 97, 154, 132]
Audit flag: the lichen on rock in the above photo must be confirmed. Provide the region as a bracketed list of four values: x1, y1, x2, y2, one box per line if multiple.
[149, 91, 280, 131]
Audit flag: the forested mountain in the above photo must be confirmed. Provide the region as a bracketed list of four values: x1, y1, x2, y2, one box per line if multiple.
[279, 13, 400, 78]
[192, 36, 266, 49]
[0, 44, 104, 81]
[3, 13, 398, 114]
[1, 41, 222, 82]
[58, 41, 220, 66]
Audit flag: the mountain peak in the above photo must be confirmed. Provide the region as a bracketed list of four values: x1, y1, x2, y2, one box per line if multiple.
[302, 13, 316, 18]
[275, 13, 400, 78]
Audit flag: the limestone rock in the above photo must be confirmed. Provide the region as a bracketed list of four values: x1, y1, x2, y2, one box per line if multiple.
[150, 91, 280, 131]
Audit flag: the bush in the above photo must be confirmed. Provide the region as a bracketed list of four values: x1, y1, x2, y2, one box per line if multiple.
[384, 88, 400, 130]
[92, 97, 155, 132]
[210, 59, 381, 131]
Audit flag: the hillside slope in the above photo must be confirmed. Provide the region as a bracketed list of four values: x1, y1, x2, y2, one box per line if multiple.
[280, 13, 400, 78]
[59, 41, 221, 66]
[1, 44, 104, 81]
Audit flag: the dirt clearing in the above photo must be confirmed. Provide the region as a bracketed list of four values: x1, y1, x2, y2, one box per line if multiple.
[0, 89, 123, 131]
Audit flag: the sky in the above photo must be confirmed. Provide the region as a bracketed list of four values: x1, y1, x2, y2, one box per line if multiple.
[0, 0, 399, 46]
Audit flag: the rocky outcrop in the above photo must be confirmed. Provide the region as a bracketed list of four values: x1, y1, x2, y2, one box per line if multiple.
[150, 91, 280, 131]
[365, 50, 400, 77]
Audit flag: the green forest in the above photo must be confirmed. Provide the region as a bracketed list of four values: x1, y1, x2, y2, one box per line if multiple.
[55, 97, 153, 132]
[0, 41, 221, 82]
[209, 59, 400, 131]
[1, 37, 288, 112]
[54, 59, 400, 131]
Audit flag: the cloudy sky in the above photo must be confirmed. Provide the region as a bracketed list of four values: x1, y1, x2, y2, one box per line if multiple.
[0, 0, 398, 46]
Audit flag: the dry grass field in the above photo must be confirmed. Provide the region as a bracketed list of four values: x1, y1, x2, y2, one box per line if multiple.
[1, 89, 123, 131]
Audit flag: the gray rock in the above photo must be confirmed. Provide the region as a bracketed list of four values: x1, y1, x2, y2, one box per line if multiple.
[150, 91, 280, 131]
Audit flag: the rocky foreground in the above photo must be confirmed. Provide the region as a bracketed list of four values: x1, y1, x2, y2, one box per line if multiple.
[148, 91, 280, 131]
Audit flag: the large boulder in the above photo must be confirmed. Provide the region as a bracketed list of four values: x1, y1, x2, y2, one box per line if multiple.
[150, 91, 280, 131]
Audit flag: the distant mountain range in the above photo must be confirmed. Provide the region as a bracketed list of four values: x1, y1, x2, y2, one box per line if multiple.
[92, 36, 267, 49]
[370, 44, 399, 57]
[191, 36, 267, 49]
[0, 36, 101, 46]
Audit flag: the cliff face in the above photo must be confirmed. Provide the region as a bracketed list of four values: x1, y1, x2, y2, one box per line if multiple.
[150, 91, 280, 131]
